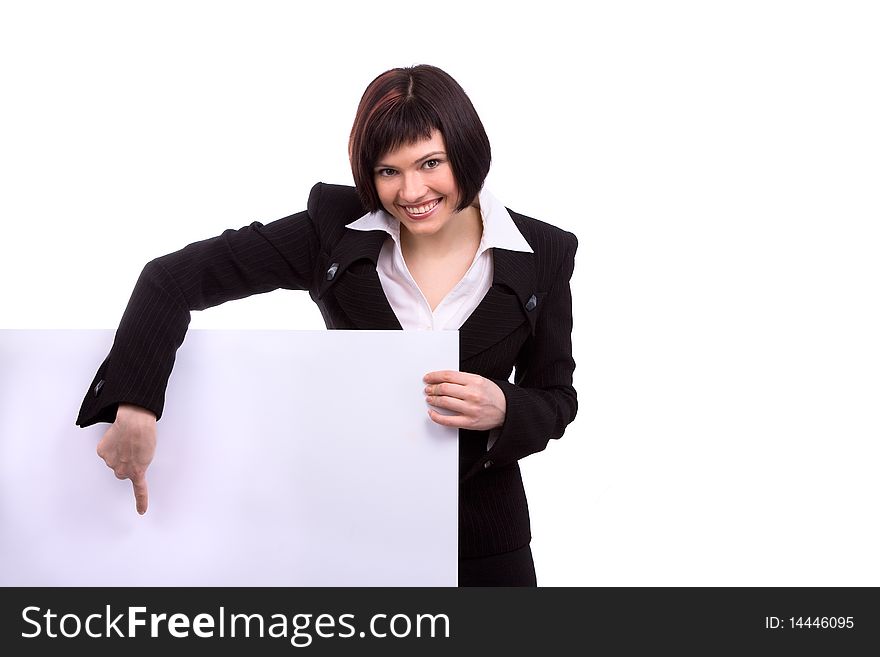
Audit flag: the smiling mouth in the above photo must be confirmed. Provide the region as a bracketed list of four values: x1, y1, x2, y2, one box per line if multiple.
[400, 198, 441, 218]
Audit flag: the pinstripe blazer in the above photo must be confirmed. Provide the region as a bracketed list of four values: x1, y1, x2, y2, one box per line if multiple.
[77, 182, 578, 559]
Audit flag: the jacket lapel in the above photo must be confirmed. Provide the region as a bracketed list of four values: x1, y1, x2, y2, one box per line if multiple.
[460, 248, 537, 362]
[317, 228, 402, 330]
[319, 229, 538, 358]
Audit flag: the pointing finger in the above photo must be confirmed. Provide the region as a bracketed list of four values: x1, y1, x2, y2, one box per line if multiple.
[132, 475, 149, 515]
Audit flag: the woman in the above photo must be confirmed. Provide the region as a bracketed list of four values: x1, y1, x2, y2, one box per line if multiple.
[77, 64, 578, 586]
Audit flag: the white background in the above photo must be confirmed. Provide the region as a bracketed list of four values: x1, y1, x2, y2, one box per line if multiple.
[1, 1, 878, 585]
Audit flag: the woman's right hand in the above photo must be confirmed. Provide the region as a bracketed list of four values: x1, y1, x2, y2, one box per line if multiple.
[96, 403, 157, 515]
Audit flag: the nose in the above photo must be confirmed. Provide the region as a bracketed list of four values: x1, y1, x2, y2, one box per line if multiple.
[399, 171, 428, 204]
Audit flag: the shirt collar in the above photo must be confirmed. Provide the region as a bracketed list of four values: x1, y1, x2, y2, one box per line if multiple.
[345, 187, 534, 254]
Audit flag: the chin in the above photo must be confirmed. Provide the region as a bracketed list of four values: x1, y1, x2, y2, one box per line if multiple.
[401, 214, 448, 235]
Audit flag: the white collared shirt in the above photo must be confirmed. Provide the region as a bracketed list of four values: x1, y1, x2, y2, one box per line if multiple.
[345, 187, 533, 330]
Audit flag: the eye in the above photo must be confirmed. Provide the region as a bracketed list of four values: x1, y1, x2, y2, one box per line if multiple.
[376, 168, 397, 177]
[423, 159, 441, 169]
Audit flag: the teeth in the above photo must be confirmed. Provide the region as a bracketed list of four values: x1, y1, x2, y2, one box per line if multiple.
[405, 199, 440, 215]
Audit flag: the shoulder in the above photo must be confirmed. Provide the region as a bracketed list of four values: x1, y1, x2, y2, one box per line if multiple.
[506, 206, 578, 276]
[300, 182, 366, 246]
[307, 182, 364, 222]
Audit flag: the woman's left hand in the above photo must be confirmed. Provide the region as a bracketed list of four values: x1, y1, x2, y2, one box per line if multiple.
[423, 371, 506, 431]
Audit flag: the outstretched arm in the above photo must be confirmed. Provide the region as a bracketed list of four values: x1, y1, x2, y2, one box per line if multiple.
[78, 209, 320, 428]
[79, 206, 321, 514]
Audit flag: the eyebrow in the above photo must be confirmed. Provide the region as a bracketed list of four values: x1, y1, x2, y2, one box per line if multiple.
[374, 151, 446, 170]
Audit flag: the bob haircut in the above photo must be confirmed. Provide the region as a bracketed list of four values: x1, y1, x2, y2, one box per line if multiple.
[348, 64, 491, 214]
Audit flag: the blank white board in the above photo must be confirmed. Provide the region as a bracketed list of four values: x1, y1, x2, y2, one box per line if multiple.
[0, 329, 458, 586]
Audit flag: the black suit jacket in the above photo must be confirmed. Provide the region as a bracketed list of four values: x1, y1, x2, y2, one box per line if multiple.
[78, 182, 579, 558]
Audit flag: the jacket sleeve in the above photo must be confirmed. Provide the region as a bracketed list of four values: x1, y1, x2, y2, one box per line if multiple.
[482, 232, 578, 471]
[76, 206, 320, 427]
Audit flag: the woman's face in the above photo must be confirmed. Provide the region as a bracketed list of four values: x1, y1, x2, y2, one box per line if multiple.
[373, 129, 469, 239]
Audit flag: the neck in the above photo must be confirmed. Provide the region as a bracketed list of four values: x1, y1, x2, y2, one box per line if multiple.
[400, 203, 483, 259]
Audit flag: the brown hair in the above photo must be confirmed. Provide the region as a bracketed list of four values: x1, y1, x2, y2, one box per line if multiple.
[348, 65, 491, 213]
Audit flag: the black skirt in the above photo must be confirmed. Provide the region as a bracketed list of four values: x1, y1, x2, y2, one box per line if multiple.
[458, 544, 537, 587]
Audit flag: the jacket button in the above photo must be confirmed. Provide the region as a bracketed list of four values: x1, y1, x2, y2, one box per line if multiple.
[94, 380, 105, 397]
[525, 294, 537, 311]
[483, 460, 493, 469]
[326, 263, 339, 281]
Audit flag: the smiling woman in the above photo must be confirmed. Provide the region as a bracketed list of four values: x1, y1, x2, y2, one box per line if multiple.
[373, 133, 467, 229]
[373, 131, 479, 233]
[77, 64, 579, 587]
[369, 131, 485, 311]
